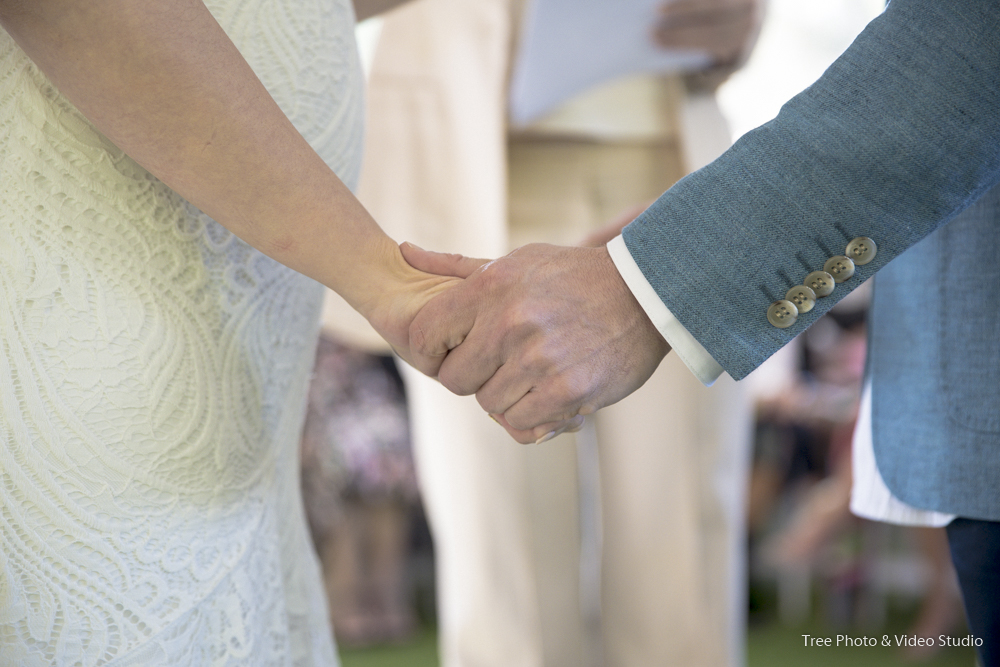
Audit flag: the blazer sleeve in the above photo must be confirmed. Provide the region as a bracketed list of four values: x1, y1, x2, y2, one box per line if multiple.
[622, 0, 1000, 381]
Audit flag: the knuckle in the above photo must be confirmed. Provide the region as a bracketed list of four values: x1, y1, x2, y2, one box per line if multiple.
[475, 389, 504, 416]
[477, 260, 506, 289]
[409, 317, 460, 360]
[506, 414, 533, 432]
[509, 299, 546, 329]
[412, 356, 442, 379]
[408, 320, 432, 357]
[517, 343, 556, 378]
[547, 373, 588, 411]
[439, 366, 474, 396]
[507, 407, 558, 434]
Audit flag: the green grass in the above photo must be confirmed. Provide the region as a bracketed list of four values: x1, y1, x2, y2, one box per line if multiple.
[747, 621, 977, 667]
[337, 620, 978, 667]
[339, 628, 439, 667]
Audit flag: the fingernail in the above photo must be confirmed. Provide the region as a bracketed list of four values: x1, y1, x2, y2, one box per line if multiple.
[539, 421, 577, 443]
[488, 413, 500, 424]
[402, 241, 424, 251]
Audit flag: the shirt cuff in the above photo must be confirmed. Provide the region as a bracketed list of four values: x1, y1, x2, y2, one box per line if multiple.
[607, 235, 724, 386]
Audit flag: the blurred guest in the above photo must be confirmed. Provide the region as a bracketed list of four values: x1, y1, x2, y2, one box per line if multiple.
[757, 291, 964, 659]
[301, 331, 420, 647]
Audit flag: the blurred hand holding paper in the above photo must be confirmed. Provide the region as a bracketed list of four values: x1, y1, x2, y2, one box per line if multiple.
[508, 0, 713, 126]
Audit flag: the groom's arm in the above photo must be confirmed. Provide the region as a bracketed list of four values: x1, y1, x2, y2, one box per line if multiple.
[624, 0, 1000, 380]
[406, 0, 1000, 442]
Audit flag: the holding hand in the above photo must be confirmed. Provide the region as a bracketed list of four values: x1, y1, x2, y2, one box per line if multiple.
[402, 242, 670, 444]
[362, 246, 464, 370]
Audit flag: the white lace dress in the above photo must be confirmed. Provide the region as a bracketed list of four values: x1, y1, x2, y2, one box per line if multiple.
[0, 1, 363, 664]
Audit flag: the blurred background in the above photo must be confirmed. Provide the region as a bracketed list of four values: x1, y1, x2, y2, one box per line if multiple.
[303, 1, 978, 665]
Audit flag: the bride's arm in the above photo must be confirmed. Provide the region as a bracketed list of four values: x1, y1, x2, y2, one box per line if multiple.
[0, 0, 453, 355]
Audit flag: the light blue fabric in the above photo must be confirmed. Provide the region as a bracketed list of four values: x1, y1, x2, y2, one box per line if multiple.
[622, 0, 1000, 518]
[869, 184, 1000, 520]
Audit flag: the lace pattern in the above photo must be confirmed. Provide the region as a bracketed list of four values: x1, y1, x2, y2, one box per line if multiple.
[0, 0, 363, 664]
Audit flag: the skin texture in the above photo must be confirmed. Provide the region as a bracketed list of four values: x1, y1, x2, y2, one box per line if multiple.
[0, 0, 458, 365]
[403, 243, 670, 444]
[398, 0, 763, 442]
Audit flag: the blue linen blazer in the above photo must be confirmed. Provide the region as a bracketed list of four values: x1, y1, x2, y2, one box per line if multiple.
[622, 0, 1000, 520]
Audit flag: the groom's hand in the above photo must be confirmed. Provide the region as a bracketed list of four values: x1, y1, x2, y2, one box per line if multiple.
[402, 242, 670, 444]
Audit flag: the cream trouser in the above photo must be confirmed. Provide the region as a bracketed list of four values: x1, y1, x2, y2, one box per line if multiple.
[401, 137, 753, 667]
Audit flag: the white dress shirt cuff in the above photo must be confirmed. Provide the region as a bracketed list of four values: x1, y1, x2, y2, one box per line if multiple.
[607, 235, 724, 386]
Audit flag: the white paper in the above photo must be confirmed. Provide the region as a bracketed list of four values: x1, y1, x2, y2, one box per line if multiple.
[508, 0, 713, 126]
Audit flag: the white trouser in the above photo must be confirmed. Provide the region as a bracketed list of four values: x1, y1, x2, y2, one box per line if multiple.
[403, 138, 753, 667]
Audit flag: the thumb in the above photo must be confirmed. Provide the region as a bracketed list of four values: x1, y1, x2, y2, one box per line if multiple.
[400, 242, 489, 279]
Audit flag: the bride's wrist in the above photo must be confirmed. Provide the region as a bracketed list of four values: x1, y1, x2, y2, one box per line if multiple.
[351, 240, 431, 331]
[347, 238, 403, 316]
[327, 232, 457, 352]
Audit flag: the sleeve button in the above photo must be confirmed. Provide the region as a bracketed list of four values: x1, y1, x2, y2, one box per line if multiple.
[785, 285, 817, 313]
[804, 271, 835, 297]
[823, 255, 856, 283]
[767, 300, 799, 328]
[846, 236, 877, 265]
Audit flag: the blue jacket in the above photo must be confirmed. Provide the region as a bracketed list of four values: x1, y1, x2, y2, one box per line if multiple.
[623, 0, 1000, 519]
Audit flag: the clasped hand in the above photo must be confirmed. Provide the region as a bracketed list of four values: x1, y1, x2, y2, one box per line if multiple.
[399, 242, 670, 444]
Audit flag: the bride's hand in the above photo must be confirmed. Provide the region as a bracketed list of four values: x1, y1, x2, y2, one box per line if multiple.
[362, 242, 464, 369]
